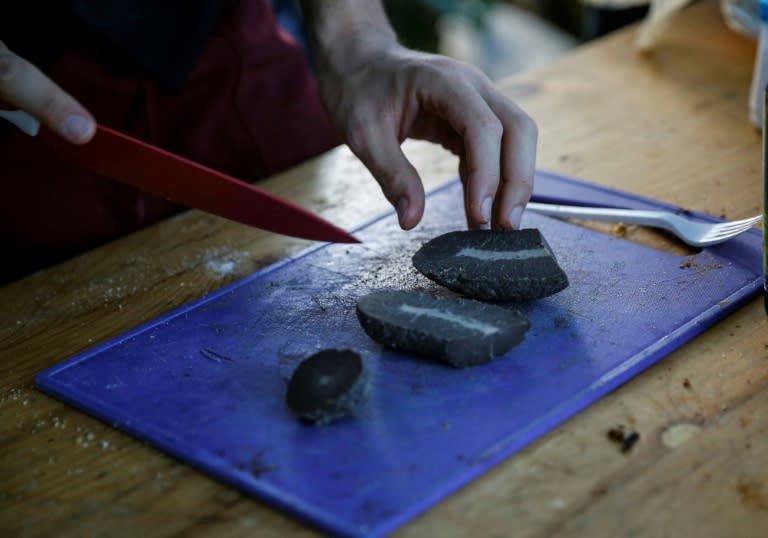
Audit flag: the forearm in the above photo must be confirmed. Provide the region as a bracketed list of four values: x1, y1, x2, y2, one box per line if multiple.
[299, 0, 398, 75]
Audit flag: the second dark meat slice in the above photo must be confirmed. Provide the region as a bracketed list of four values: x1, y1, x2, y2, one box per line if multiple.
[412, 229, 569, 302]
[356, 290, 530, 367]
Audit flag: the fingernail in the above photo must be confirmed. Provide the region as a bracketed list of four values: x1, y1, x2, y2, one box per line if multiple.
[509, 205, 524, 229]
[481, 196, 492, 224]
[61, 114, 94, 142]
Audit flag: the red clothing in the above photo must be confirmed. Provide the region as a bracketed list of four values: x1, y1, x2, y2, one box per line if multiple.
[0, 0, 339, 281]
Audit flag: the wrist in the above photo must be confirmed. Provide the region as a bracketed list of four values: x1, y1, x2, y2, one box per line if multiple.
[301, 0, 399, 77]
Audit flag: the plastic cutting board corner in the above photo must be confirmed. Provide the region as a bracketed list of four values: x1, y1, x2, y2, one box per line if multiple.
[35, 170, 764, 538]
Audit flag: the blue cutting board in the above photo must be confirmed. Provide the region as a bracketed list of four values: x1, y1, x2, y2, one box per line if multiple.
[36, 171, 763, 537]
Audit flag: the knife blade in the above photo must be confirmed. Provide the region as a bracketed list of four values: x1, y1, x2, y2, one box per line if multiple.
[0, 103, 359, 244]
[40, 125, 360, 244]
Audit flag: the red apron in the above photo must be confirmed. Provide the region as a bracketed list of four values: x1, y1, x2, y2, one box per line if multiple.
[0, 0, 339, 281]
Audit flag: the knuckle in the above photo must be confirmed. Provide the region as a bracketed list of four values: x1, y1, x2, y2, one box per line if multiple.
[343, 117, 370, 154]
[39, 94, 65, 118]
[412, 61, 447, 88]
[517, 112, 538, 139]
[432, 54, 482, 80]
[0, 51, 21, 81]
[463, 64, 489, 86]
[476, 114, 504, 139]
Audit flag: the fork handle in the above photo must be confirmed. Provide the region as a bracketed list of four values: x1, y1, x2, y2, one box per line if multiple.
[525, 202, 666, 227]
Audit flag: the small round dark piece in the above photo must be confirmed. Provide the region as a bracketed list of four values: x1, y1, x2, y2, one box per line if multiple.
[412, 229, 569, 302]
[357, 290, 530, 368]
[286, 350, 369, 425]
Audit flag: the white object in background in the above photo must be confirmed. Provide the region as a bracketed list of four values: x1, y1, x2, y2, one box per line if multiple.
[584, 0, 692, 50]
[721, 0, 761, 38]
[749, 0, 768, 128]
[437, 4, 577, 81]
[635, 0, 692, 51]
[587, 0, 759, 52]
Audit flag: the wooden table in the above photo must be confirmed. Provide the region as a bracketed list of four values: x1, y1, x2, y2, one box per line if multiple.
[2, 2, 767, 536]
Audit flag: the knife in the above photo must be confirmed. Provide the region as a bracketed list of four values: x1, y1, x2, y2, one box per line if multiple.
[0, 106, 360, 244]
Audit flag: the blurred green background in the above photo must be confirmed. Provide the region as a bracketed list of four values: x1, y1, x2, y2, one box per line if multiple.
[383, 0, 650, 51]
[382, 0, 584, 52]
[273, 0, 649, 79]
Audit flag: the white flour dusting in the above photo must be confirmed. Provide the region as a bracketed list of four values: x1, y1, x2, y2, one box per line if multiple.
[203, 249, 249, 277]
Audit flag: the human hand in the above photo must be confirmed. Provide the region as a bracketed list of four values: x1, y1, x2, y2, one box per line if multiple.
[313, 34, 537, 231]
[0, 40, 95, 144]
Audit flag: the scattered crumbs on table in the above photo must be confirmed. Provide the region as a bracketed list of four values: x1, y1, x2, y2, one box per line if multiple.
[551, 497, 566, 510]
[51, 416, 66, 429]
[621, 432, 641, 453]
[611, 222, 627, 237]
[606, 426, 626, 443]
[606, 425, 641, 454]
[736, 477, 768, 511]
[235, 451, 278, 478]
[206, 260, 233, 274]
[739, 416, 752, 429]
[240, 516, 259, 529]
[679, 257, 697, 269]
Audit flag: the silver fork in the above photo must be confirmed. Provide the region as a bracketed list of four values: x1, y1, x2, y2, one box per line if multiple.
[525, 202, 763, 248]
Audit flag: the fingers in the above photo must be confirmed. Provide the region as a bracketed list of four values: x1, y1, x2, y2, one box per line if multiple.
[429, 82, 503, 229]
[487, 96, 537, 229]
[0, 41, 95, 144]
[419, 65, 537, 230]
[346, 118, 426, 230]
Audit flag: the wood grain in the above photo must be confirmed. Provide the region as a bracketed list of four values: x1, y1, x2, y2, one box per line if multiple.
[1, 1, 767, 536]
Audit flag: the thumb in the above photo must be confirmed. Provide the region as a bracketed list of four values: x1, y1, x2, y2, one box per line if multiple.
[346, 121, 425, 229]
[0, 41, 95, 144]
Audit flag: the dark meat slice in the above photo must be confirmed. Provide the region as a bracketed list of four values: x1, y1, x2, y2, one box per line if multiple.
[356, 290, 530, 367]
[412, 229, 569, 302]
[285, 349, 369, 425]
